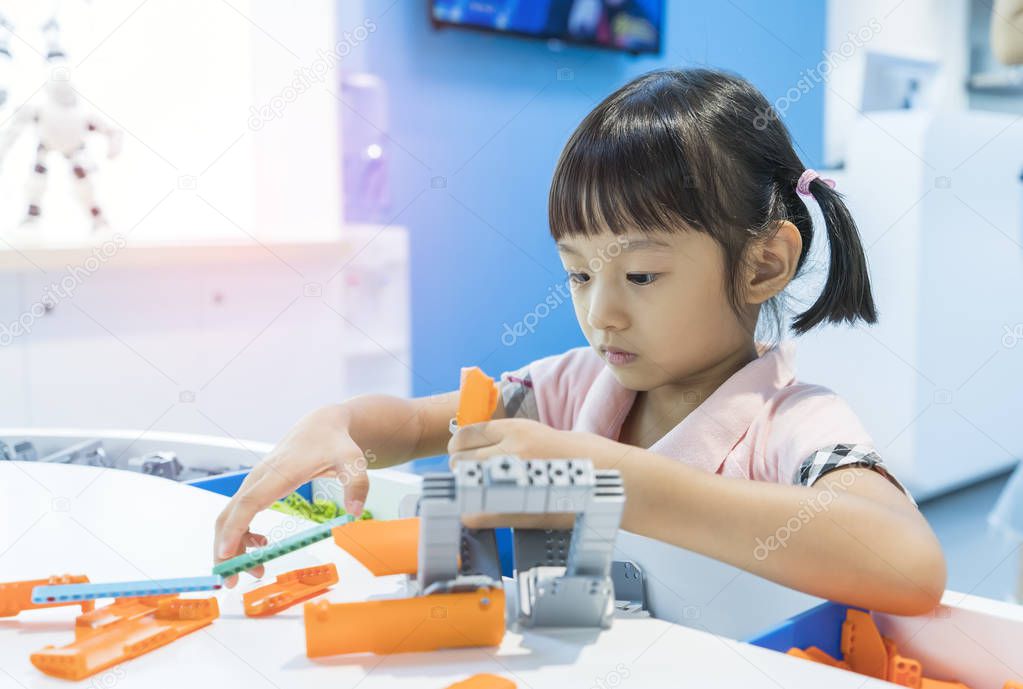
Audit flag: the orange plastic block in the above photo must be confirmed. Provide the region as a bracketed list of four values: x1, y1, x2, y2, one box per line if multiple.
[919, 680, 971, 689]
[455, 367, 498, 427]
[804, 646, 850, 669]
[786, 646, 850, 670]
[889, 654, 924, 688]
[30, 595, 219, 680]
[1004, 683, 1023, 689]
[243, 564, 338, 617]
[841, 608, 888, 680]
[0, 574, 95, 617]
[883, 637, 923, 688]
[304, 586, 504, 657]
[445, 674, 516, 689]
[332, 517, 420, 576]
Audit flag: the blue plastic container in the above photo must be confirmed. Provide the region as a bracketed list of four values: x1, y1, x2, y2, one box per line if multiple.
[746, 601, 866, 659]
[187, 470, 312, 501]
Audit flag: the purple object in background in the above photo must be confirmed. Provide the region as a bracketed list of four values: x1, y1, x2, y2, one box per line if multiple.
[341, 73, 391, 224]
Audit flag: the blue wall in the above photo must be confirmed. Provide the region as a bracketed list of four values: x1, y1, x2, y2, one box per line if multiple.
[338, 1, 826, 465]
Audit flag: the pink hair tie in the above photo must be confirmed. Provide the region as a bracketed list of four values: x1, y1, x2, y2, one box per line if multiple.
[796, 169, 836, 196]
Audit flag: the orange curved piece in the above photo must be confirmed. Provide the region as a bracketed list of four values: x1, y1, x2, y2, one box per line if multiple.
[31, 596, 218, 680]
[304, 586, 504, 657]
[332, 517, 420, 576]
[0, 574, 94, 617]
[920, 680, 971, 689]
[445, 674, 516, 689]
[786, 646, 850, 670]
[805, 646, 850, 669]
[841, 608, 887, 680]
[243, 564, 338, 617]
[455, 367, 498, 427]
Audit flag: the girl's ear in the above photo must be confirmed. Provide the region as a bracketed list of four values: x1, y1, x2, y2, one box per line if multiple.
[743, 220, 802, 305]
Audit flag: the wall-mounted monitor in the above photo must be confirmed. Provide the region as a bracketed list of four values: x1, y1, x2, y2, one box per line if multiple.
[431, 0, 663, 55]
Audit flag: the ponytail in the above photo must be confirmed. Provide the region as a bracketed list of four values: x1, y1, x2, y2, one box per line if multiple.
[790, 178, 878, 334]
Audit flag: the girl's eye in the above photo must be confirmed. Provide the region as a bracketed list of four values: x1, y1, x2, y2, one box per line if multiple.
[627, 273, 659, 285]
[567, 272, 590, 285]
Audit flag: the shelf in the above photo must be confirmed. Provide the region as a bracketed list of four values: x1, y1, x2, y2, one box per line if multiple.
[0, 224, 407, 272]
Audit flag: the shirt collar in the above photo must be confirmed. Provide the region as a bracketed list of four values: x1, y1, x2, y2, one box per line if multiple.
[575, 341, 798, 473]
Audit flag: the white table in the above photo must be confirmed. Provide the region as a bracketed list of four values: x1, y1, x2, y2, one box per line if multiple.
[0, 463, 897, 688]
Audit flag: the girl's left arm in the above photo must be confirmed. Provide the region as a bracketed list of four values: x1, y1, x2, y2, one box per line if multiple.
[449, 419, 947, 616]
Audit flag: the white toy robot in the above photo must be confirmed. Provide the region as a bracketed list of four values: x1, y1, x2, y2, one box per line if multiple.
[0, 1, 116, 232]
[0, 67, 122, 231]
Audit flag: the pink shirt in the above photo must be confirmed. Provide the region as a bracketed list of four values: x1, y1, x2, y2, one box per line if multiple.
[497, 341, 912, 500]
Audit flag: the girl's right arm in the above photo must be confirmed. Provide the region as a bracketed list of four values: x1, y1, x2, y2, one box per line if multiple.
[212, 390, 505, 584]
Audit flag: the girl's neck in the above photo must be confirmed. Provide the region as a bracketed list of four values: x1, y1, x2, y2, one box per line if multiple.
[620, 341, 759, 449]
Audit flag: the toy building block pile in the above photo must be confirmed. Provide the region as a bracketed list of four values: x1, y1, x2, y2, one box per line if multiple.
[787, 608, 1023, 689]
[15, 365, 1017, 689]
[1, 363, 536, 682]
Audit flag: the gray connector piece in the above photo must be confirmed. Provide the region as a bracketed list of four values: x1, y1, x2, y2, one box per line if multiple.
[417, 473, 462, 591]
[416, 455, 625, 629]
[513, 529, 571, 571]
[459, 528, 502, 581]
[611, 560, 645, 609]
[566, 469, 624, 578]
[517, 567, 616, 628]
[39, 439, 110, 467]
[14, 441, 37, 461]
[129, 451, 184, 480]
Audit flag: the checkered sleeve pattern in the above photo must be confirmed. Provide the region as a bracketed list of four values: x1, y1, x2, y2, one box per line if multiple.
[498, 371, 540, 422]
[792, 443, 917, 506]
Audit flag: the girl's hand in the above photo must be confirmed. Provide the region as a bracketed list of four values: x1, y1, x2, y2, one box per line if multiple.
[213, 405, 371, 587]
[447, 419, 603, 529]
[447, 418, 583, 464]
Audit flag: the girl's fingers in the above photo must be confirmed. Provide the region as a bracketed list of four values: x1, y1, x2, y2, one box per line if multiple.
[219, 531, 268, 589]
[339, 466, 370, 517]
[447, 422, 499, 454]
[448, 447, 507, 469]
[215, 473, 295, 564]
[245, 532, 268, 547]
[449, 450, 477, 469]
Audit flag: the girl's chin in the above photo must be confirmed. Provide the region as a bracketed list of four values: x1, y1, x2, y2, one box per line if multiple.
[607, 366, 656, 392]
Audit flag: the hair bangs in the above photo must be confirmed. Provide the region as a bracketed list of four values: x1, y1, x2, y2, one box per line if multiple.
[548, 105, 705, 240]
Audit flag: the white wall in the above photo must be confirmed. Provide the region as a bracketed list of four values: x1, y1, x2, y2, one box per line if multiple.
[825, 0, 969, 166]
[0, 0, 340, 242]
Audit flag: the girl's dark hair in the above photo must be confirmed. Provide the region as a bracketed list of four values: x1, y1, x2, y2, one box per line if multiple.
[549, 68, 877, 336]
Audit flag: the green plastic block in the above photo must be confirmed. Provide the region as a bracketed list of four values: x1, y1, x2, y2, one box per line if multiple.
[270, 491, 374, 523]
[213, 515, 353, 577]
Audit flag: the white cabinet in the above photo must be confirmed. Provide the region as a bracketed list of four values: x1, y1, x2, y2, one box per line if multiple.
[795, 111, 1023, 499]
[0, 227, 410, 443]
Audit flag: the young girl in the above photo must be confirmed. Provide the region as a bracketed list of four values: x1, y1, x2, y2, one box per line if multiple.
[214, 68, 946, 615]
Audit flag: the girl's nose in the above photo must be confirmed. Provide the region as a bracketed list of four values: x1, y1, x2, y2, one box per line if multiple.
[585, 285, 627, 332]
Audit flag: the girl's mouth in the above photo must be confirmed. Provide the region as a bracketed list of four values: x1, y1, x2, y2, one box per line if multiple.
[601, 346, 637, 366]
